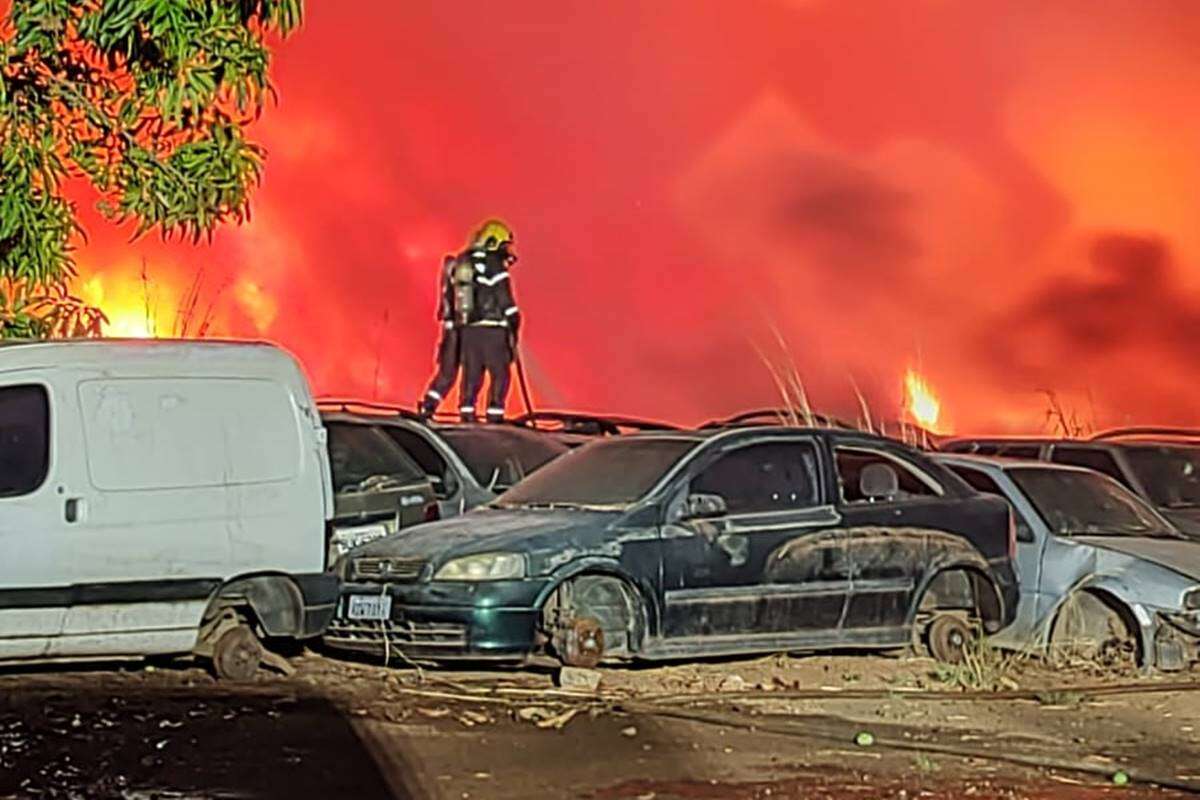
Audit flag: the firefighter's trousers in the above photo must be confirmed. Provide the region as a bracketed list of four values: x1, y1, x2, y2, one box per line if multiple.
[459, 325, 512, 422]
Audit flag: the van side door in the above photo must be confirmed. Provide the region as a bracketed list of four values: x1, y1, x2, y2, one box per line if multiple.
[51, 375, 313, 657]
[0, 375, 70, 659]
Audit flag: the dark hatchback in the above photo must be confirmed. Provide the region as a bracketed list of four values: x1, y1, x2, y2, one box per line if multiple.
[325, 427, 1018, 665]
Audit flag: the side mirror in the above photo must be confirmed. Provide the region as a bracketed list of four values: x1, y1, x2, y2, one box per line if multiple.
[685, 493, 728, 520]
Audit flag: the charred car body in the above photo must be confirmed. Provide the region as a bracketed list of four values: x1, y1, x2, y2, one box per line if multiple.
[941, 431, 1200, 538]
[318, 400, 569, 519]
[939, 454, 1200, 670]
[325, 427, 1018, 665]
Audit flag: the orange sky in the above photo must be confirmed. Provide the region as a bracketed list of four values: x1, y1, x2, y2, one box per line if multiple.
[36, 0, 1200, 434]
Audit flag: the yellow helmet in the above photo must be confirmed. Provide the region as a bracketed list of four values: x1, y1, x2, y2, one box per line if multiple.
[472, 219, 514, 250]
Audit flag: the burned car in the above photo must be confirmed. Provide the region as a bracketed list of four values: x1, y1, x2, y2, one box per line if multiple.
[319, 400, 570, 518]
[324, 427, 1018, 665]
[323, 412, 439, 564]
[941, 430, 1200, 538]
[938, 454, 1200, 670]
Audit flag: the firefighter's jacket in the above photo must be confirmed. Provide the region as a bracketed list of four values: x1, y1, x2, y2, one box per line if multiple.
[448, 247, 520, 334]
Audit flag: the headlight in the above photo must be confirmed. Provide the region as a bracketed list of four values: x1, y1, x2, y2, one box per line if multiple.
[434, 552, 525, 581]
[1184, 588, 1200, 610]
[328, 523, 390, 562]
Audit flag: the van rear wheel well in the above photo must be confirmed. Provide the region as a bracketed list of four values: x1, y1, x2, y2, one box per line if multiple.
[207, 574, 307, 639]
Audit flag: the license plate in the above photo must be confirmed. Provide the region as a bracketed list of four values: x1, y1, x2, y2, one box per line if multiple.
[347, 594, 393, 621]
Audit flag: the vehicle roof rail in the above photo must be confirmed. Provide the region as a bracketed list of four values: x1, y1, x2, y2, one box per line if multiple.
[511, 410, 680, 436]
[699, 408, 857, 430]
[1090, 426, 1200, 443]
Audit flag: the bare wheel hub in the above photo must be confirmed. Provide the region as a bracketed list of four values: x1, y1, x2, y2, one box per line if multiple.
[927, 614, 973, 665]
[212, 624, 264, 681]
[555, 616, 605, 668]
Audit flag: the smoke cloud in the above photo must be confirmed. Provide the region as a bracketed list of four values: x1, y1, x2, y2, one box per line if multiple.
[54, 0, 1200, 432]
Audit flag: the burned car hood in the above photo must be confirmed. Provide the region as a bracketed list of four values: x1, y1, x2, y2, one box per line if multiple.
[1074, 536, 1200, 581]
[348, 507, 623, 564]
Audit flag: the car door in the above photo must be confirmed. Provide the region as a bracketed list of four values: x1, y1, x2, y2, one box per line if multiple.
[659, 438, 849, 644]
[833, 443, 959, 633]
[0, 376, 68, 659]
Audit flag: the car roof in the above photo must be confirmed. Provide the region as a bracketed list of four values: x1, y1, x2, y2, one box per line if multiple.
[617, 425, 925, 448]
[944, 435, 1200, 453]
[935, 452, 1096, 474]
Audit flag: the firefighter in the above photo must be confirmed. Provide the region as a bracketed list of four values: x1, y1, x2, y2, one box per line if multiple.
[457, 219, 520, 423]
[417, 254, 461, 419]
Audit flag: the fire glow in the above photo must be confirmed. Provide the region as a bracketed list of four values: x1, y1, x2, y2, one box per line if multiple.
[53, 2, 1200, 433]
[904, 369, 943, 434]
[78, 275, 158, 339]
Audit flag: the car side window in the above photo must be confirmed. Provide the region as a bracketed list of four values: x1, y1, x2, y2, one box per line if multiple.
[382, 427, 459, 498]
[950, 465, 1036, 543]
[0, 384, 50, 498]
[998, 445, 1041, 459]
[836, 447, 944, 503]
[690, 442, 820, 515]
[1050, 446, 1128, 486]
[326, 423, 426, 492]
[951, 465, 1003, 496]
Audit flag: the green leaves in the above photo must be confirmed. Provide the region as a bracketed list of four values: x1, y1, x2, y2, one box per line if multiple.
[0, 0, 302, 337]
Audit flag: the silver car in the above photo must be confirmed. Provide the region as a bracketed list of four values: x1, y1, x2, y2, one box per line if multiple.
[937, 454, 1200, 671]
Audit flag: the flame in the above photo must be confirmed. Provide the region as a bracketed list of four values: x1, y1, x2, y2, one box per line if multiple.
[78, 274, 159, 338]
[904, 368, 942, 432]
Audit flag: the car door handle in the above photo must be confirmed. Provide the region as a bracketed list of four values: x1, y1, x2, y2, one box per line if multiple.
[64, 497, 85, 524]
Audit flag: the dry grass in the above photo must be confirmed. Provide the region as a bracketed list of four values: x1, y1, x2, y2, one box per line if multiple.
[1039, 389, 1097, 438]
[755, 326, 935, 448]
[136, 259, 227, 338]
[931, 633, 1029, 692]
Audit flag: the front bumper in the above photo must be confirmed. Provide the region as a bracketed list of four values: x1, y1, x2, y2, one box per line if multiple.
[1154, 610, 1200, 671]
[323, 578, 552, 661]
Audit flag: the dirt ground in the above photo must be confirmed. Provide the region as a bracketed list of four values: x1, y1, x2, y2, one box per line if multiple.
[3, 649, 1200, 799]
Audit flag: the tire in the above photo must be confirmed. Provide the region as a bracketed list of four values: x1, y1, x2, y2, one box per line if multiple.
[1049, 592, 1137, 667]
[213, 624, 264, 681]
[927, 614, 973, 664]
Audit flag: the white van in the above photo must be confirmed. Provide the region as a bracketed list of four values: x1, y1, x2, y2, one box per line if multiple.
[0, 339, 337, 679]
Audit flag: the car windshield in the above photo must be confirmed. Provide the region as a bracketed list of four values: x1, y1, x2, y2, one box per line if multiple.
[439, 428, 568, 492]
[1123, 445, 1200, 509]
[495, 437, 696, 509]
[1010, 467, 1177, 538]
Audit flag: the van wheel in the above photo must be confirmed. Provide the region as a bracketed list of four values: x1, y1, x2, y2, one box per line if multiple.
[927, 615, 973, 664]
[213, 625, 264, 681]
